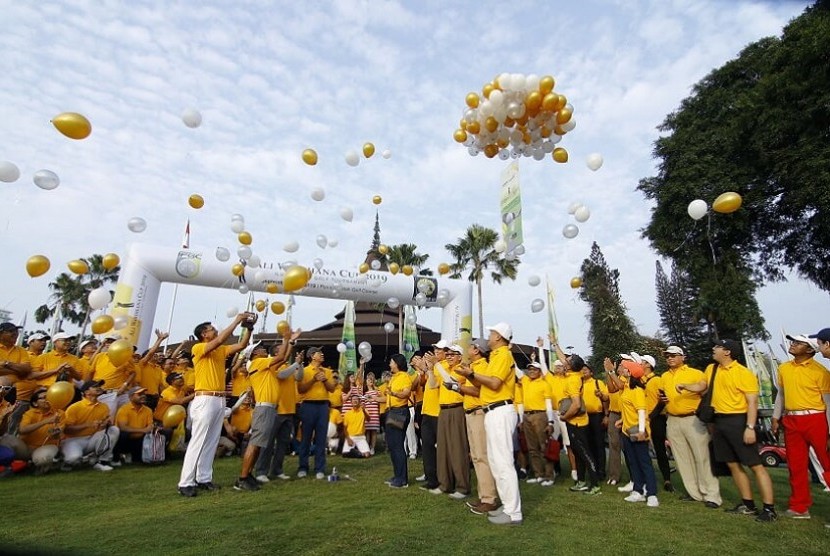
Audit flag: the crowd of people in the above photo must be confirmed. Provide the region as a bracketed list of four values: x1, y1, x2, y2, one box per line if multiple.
[1, 316, 829, 529]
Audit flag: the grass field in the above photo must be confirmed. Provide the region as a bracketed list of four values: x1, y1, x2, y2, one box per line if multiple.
[1, 450, 828, 555]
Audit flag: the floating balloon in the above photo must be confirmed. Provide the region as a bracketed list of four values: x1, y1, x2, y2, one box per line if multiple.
[340, 207, 354, 222]
[266, 283, 279, 294]
[345, 150, 360, 167]
[515, 245, 526, 256]
[271, 301, 285, 315]
[336, 342, 347, 353]
[238, 231, 252, 245]
[231, 213, 244, 223]
[276, 320, 290, 337]
[282, 241, 299, 253]
[562, 224, 579, 239]
[247, 255, 261, 268]
[530, 299, 545, 313]
[382, 150, 392, 159]
[188, 194, 204, 209]
[226, 306, 239, 318]
[46, 381, 74, 409]
[370, 260, 381, 270]
[51, 112, 91, 140]
[567, 202, 582, 215]
[127, 217, 147, 233]
[358, 341, 372, 357]
[67, 259, 88, 275]
[574, 206, 591, 223]
[414, 292, 427, 306]
[687, 199, 708, 220]
[586, 153, 604, 171]
[570, 277, 583, 289]
[231, 263, 244, 277]
[102, 253, 120, 270]
[316, 235, 327, 249]
[107, 339, 133, 366]
[359, 263, 369, 274]
[311, 187, 325, 202]
[181, 108, 202, 128]
[372, 195, 382, 205]
[528, 275, 541, 287]
[313, 258, 324, 270]
[113, 314, 128, 330]
[383, 322, 395, 334]
[387, 297, 400, 309]
[162, 405, 187, 428]
[363, 142, 375, 158]
[406, 314, 417, 325]
[88, 287, 112, 310]
[302, 148, 318, 166]
[327, 239, 338, 248]
[713, 192, 742, 214]
[237, 245, 252, 260]
[216, 247, 230, 262]
[33, 170, 60, 190]
[402, 265, 413, 276]
[0, 161, 21, 183]
[283, 265, 310, 292]
[238, 284, 249, 294]
[91, 315, 114, 335]
[494, 240, 507, 254]
[438, 263, 450, 275]
[255, 300, 266, 312]
[378, 244, 389, 255]
[388, 262, 399, 275]
[552, 148, 568, 163]
[231, 220, 245, 234]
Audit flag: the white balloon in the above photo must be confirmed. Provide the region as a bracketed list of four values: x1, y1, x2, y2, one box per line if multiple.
[358, 341, 372, 356]
[345, 150, 360, 167]
[489, 88, 504, 107]
[316, 234, 327, 248]
[561, 120, 576, 132]
[387, 297, 400, 309]
[33, 169, 60, 190]
[127, 217, 147, 233]
[226, 306, 239, 318]
[336, 343, 347, 353]
[370, 260, 381, 270]
[687, 199, 708, 221]
[525, 74, 540, 92]
[327, 238, 338, 248]
[254, 270, 267, 283]
[574, 206, 591, 223]
[531, 298, 545, 313]
[415, 292, 427, 306]
[231, 220, 245, 233]
[406, 314, 417, 325]
[112, 314, 128, 330]
[384, 322, 395, 334]
[567, 202, 582, 215]
[310, 187, 325, 202]
[247, 255, 261, 268]
[514, 245, 525, 256]
[238, 284, 249, 294]
[494, 239, 507, 253]
[88, 287, 112, 310]
[313, 258, 324, 270]
[237, 245, 252, 260]
[283, 241, 299, 253]
[562, 224, 579, 239]
[182, 108, 202, 128]
[231, 213, 245, 222]
[340, 207, 354, 222]
[362, 353, 372, 362]
[216, 247, 230, 262]
[586, 153, 604, 171]
[527, 275, 541, 287]
[381, 150, 392, 159]
[0, 161, 21, 183]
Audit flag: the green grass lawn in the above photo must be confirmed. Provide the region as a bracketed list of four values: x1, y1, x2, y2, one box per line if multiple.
[1, 451, 828, 555]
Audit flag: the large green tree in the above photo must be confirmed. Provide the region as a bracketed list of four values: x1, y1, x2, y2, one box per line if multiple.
[384, 243, 432, 276]
[445, 224, 519, 337]
[654, 260, 709, 367]
[638, 1, 830, 340]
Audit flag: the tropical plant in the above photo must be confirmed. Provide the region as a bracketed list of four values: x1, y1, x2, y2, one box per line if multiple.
[385, 243, 432, 275]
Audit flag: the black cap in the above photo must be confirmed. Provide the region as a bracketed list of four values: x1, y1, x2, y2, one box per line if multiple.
[80, 380, 105, 392]
[166, 372, 184, 385]
[713, 339, 741, 356]
[809, 328, 830, 343]
[0, 322, 22, 333]
[306, 346, 323, 358]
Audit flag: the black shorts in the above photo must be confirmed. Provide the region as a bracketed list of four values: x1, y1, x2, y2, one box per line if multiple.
[712, 414, 761, 467]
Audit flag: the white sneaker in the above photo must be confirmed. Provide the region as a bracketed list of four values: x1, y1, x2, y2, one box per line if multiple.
[409, 455, 417, 460]
[255, 475, 270, 483]
[297, 470, 307, 478]
[316, 472, 325, 480]
[618, 481, 634, 493]
[415, 474, 426, 482]
[428, 487, 443, 495]
[540, 480, 555, 487]
[526, 477, 541, 484]
[448, 491, 468, 500]
[647, 496, 660, 507]
[107, 459, 122, 468]
[624, 492, 646, 503]
[571, 470, 578, 481]
[275, 473, 291, 480]
[93, 462, 113, 472]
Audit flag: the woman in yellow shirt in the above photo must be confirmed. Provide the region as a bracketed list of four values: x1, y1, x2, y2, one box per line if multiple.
[382, 354, 412, 488]
[617, 360, 659, 507]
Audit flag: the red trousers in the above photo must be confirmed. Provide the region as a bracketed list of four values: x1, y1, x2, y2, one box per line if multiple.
[782, 413, 830, 512]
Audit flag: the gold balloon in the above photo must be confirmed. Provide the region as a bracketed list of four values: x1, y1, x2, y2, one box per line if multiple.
[26, 255, 50, 278]
[238, 231, 252, 245]
[283, 265, 310, 292]
[102, 253, 120, 271]
[496, 137, 509, 149]
[266, 283, 279, 294]
[459, 119, 467, 131]
[542, 93, 558, 111]
[389, 262, 400, 275]
[46, 381, 75, 410]
[359, 263, 370, 274]
[276, 320, 290, 337]
[453, 129, 468, 143]
[482, 83, 494, 98]
[556, 107, 573, 125]
[372, 195, 382, 205]
[91, 315, 114, 335]
[484, 144, 499, 158]
[363, 142, 375, 158]
[552, 147, 569, 163]
[255, 300, 266, 312]
[485, 116, 498, 133]
[437, 263, 450, 275]
[539, 75, 555, 94]
[570, 277, 583, 289]
[467, 120, 481, 135]
[51, 112, 92, 140]
[712, 192, 743, 214]
[231, 263, 245, 277]
[302, 148, 318, 166]
[378, 244, 389, 255]
[554, 94, 567, 111]
[271, 301, 285, 315]
[465, 92, 480, 108]
[162, 405, 187, 428]
[107, 339, 133, 366]
[67, 259, 89, 275]
[525, 91, 542, 111]
[553, 125, 567, 136]
[188, 194, 204, 209]
[540, 126, 552, 138]
[402, 265, 413, 276]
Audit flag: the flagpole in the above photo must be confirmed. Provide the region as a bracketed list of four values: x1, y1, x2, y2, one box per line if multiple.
[164, 219, 190, 352]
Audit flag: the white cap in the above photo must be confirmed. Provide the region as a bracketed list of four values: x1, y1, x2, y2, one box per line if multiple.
[629, 351, 643, 365]
[619, 353, 633, 361]
[104, 334, 121, 341]
[642, 354, 656, 368]
[433, 339, 450, 350]
[52, 332, 74, 342]
[663, 346, 685, 356]
[786, 334, 819, 353]
[28, 333, 49, 341]
[448, 344, 464, 354]
[485, 322, 513, 342]
[553, 360, 564, 367]
[79, 339, 97, 350]
[527, 362, 542, 370]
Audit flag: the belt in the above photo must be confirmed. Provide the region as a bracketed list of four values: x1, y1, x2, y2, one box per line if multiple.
[440, 403, 463, 409]
[195, 391, 226, 397]
[303, 400, 329, 405]
[669, 412, 696, 418]
[255, 402, 276, 408]
[465, 407, 483, 415]
[525, 410, 544, 415]
[482, 400, 512, 414]
[785, 409, 824, 416]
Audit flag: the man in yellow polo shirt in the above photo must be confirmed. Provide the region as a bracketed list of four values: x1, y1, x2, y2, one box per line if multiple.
[177, 313, 254, 497]
[702, 339, 776, 522]
[771, 334, 830, 519]
[0, 322, 35, 435]
[520, 361, 555, 486]
[296, 346, 337, 479]
[31, 332, 82, 387]
[436, 344, 470, 499]
[90, 335, 138, 418]
[418, 345, 443, 493]
[61, 380, 121, 471]
[114, 386, 155, 464]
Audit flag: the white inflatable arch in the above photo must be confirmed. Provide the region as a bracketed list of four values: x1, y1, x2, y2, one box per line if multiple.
[112, 243, 473, 351]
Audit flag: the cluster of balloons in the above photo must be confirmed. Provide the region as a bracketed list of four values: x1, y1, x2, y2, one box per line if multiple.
[454, 72, 577, 161]
[687, 192, 743, 220]
[562, 202, 591, 239]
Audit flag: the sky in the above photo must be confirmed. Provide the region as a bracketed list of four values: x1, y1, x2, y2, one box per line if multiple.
[1, 0, 827, 359]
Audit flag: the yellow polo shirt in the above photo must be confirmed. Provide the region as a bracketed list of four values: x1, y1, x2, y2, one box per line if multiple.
[115, 403, 153, 438]
[520, 375, 552, 411]
[479, 345, 515, 405]
[20, 407, 65, 448]
[608, 390, 621, 413]
[421, 377, 441, 417]
[563, 372, 588, 426]
[329, 384, 344, 408]
[463, 358, 487, 411]
[35, 351, 80, 387]
[64, 398, 110, 437]
[137, 362, 164, 395]
[343, 407, 366, 436]
[0, 344, 36, 401]
[231, 405, 252, 433]
[300, 365, 334, 401]
[91, 353, 134, 390]
[705, 361, 759, 414]
[387, 372, 411, 408]
[661, 365, 705, 416]
[276, 368, 298, 415]
[642, 372, 663, 414]
[777, 358, 830, 411]
[231, 366, 250, 397]
[154, 385, 186, 421]
[191, 343, 229, 392]
[620, 386, 649, 439]
[582, 378, 608, 414]
[247, 357, 280, 405]
[438, 362, 466, 406]
[544, 372, 568, 408]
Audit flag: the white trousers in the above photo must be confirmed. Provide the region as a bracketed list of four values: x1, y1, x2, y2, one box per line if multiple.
[405, 407, 418, 457]
[61, 427, 120, 464]
[98, 391, 130, 420]
[178, 396, 225, 488]
[343, 435, 370, 454]
[485, 404, 522, 521]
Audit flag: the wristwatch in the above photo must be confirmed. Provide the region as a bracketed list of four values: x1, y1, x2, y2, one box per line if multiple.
[745, 424, 755, 430]
[469, 371, 476, 380]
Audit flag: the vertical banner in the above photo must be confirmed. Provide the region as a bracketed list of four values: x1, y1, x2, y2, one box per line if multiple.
[546, 277, 559, 370]
[403, 305, 420, 362]
[743, 339, 774, 410]
[500, 162, 523, 253]
[339, 301, 357, 377]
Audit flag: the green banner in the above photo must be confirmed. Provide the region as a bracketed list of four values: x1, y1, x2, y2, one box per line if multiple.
[500, 162, 523, 253]
[339, 301, 357, 376]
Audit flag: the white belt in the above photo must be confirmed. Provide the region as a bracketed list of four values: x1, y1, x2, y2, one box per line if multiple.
[785, 409, 824, 416]
[256, 402, 276, 408]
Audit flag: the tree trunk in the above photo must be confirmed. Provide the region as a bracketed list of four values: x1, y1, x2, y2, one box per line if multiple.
[476, 277, 484, 338]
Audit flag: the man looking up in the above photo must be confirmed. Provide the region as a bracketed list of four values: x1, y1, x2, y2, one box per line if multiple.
[296, 346, 337, 479]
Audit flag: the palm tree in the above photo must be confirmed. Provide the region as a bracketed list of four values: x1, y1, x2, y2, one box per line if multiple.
[385, 243, 433, 275]
[35, 254, 120, 330]
[445, 224, 520, 337]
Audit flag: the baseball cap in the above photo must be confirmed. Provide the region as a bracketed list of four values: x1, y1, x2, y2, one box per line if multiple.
[485, 322, 513, 342]
[470, 338, 489, 354]
[786, 334, 819, 353]
[527, 362, 542, 370]
[713, 338, 741, 356]
[127, 386, 147, 396]
[628, 351, 644, 365]
[663, 346, 685, 356]
[808, 328, 830, 343]
[306, 346, 323, 358]
[432, 339, 450, 350]
[621, 360, 644, 379]
[79, 339, 97, 350]
[80, 379, 105, 392]
[52, 332, 74, 342]
[165, 372, 184, 385]
[0, 322, 22, 333]
[103, 334, 121, 342]
[619, 353, 633, 361]
[641, 355, 656, 368]
[28, 333, 49, 342]
[448, 344, 464, 355]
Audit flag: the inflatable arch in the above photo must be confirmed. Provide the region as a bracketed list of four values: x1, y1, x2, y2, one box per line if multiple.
[112, 243, 473, 351]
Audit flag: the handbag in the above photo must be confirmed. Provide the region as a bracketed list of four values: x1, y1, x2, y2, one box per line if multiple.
[142, 430, 166, 464]
[544, 437, 561, 462]
[695, 363, 719, 424]
[558, 379, 587, 416]
[386, 410, 407, 430]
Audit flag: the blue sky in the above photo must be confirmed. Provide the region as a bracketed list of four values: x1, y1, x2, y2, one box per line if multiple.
[1, 0, 826, 357]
